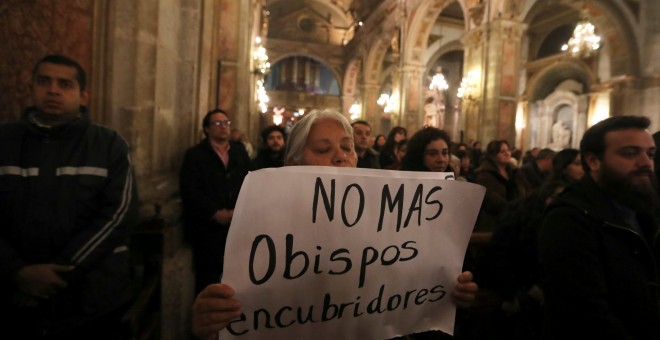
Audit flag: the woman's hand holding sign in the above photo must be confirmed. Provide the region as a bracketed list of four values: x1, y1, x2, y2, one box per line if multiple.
[191, 109, 481, 339]
[192, 283, 241, 340]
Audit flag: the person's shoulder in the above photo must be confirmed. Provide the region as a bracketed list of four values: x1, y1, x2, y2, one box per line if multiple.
[0, 120, 23, 136]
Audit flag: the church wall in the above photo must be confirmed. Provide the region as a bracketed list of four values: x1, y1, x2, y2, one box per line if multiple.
[0, 0, 93, 122]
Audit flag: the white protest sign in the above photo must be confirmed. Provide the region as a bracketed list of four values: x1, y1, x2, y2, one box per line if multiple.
[220, 166, 485, 340]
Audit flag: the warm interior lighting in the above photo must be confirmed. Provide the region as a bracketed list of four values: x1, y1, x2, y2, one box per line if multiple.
[377, 92, 398, 113]
[561, 8, 601, 58]
[253, 37, 271, 75]
[273, 106, 284, 125]
[429, 72, 449, 91]
[254, 36, 270, 113]
[457, 70, 480, 101]
[349, 103, 361, 120]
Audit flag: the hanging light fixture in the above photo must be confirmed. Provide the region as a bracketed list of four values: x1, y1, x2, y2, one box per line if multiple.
[253, 36, 270, 114]
[429, 72, 449, 91]
[561, 7, 601, 58]
[349, 102, 361, 121]
[457, 70, 480, 102]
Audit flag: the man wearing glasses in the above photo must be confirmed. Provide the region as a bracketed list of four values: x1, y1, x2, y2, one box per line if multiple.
[179, 109, 251, 294]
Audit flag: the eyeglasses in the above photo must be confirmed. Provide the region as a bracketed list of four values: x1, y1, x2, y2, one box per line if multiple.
[209, 120, 231, 127]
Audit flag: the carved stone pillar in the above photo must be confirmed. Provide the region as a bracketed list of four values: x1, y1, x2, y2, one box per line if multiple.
[399, 62, 425, 133]
[461, 18, 526, 145]
[460, 28, 484, 145]
[362, 82, 381, 133]
[484, 18, 526, 145]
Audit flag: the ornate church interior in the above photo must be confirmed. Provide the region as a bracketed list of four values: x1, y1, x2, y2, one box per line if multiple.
[1, 0, 659, 338]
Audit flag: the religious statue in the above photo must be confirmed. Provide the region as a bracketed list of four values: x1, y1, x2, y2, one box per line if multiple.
[552, 120, 571, 148]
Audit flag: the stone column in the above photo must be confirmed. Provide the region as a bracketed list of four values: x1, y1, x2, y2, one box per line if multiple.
[483, 18, 526, 145]
[362, 82, 381, 133]
[399, 62, 425, 133]
[460, 28, 484, 145]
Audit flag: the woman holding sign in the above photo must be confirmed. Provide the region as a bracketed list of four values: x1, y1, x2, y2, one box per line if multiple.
[191, 109, 478, 340]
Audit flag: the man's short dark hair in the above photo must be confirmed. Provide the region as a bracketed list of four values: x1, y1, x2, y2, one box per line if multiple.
[203, 109, 228, 127]
[536, 148, 556, 161]
[260, 125, 287, 144]
[202, 108, 229, 136]
[33, 54, 87, 91]
[351, 120, 371, 128]
[580, 115, 651, 173]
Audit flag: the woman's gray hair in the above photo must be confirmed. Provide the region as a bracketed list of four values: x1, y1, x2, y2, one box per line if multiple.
[284, 108, 354, 165]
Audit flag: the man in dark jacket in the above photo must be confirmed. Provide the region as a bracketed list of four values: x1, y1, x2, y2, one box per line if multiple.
[352, 120, 381, 169]
[538, 115, 659, 339]
[520, 147, 555, 189]
[0, 54, 139, 338]
[179, 109, 251, 294]
[251, 125, 286, 170]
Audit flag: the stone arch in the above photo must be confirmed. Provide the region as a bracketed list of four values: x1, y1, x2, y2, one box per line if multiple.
[403, 0, 466, 66]
[363, 34, 394, 85]
[342, 57, 362, 99]
[523, 0, 641, 77]
[526, 60, 595, 102]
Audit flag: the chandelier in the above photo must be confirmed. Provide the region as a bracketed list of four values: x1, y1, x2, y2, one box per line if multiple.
[253, 36, 270, 114]
[377, 92, 398, 113]
[457, 70, 480, 101]
[561, 8, 601, 58]
[429, 72, 448, 91]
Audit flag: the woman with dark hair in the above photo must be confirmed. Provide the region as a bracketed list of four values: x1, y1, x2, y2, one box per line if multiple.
[550, 148, 584, 184]
[400, 127, 454, 174]
[473, 140, 531, 232]
[373, 134, 386, 152]
[384, 139, 408, 170]
[379, 126, 407, 168]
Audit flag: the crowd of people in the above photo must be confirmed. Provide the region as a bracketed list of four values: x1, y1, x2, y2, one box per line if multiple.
[188, 108, 659, 340]
[1, 54, 658, 339]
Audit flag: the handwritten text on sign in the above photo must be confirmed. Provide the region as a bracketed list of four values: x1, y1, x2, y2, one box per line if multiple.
[220, 166, 485, 340]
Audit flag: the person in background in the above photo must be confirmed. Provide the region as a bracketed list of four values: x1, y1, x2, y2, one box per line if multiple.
[470, 140, 483, 169]
[251, 125, 286, 170]
[191, 109, 479, 340]
[384, 139, 408, 170]
[455, 150, 476, 182]
[229, 128, 241, 143]
[510, 147, 523, 168]
[453, 142, 469, 154]
[351, 120, 380, 169]
[473, 140, 531, 232]
[549, 148, 584, 185]
[239, 132, 255, 159]
[538, 115, 658, 339]
[0, 54, 139, 338]
[520, 148, 556, 189]
[373, 134, 386, 152]
[521, 147, 540, 166]
[474, 180, 565, 340]
[399, 127, 454, 175]
[179, 109, 251, 295]
[379, 126, 407, 169]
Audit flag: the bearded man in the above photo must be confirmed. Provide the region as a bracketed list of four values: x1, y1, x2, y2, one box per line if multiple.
[538, 115, 658, 339]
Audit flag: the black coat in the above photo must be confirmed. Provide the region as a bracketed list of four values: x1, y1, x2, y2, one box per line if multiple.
[538, 176, 660, 339]
[179, 138, 251, 290]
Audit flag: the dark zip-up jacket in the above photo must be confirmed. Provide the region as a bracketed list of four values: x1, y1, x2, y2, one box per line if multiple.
[538, 175, 660, 339]
[0, 107, 139, 334]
